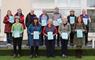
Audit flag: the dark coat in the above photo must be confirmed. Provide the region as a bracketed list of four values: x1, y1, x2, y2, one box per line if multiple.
[25, 13, 37, 28]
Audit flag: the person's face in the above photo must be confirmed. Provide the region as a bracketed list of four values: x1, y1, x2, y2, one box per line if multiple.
[15, 19, 19, 23]
[34, 19, 38, 24]
[30, 10, 34, 15]
[17, 9, 22, 14]
[7, 10, 11, 16]
[42, 10, 46, 14]
[62, 17, 67, 24]
[78, 17, 82, 23]
[48, 20, 52, 25]
[70, 11, 74, 15]
[82, 9, 86, 15]
[62, 18, 67, 24]
[55, 8, 59, 13]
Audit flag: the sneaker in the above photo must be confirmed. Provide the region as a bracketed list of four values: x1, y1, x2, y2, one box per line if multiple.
[30, 55, 33, 58]
[62, 54, 67, 58]
[13, 54, 17, 58]
[18, 54, 21, 57]
[6, 43, 12, 48]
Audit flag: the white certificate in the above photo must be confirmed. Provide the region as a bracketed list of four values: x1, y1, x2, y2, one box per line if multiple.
[61, 32, 69, 39]
[33, 31, 40, 39]
[41, 19, 47, 26]
[76, 29, 83, 38]
[47, 32, 53, 40]
[70, 16, 75, 24]
[83, 18, 88, 25]
[57, 18, 62, 24]
[53, 20, 59, 26]
[9, 16, 14, 23]
[13, 31, 20, 38]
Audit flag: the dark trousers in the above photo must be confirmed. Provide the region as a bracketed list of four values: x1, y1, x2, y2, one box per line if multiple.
[45, 40, 55, 57]
[40, 26, 44, 45]
[13, 37, 22, 55]
[30, 46, 39, 56]
[56, 26, 60, 47]
[27, 32, 30, 46]
[6, 33, 12, 44]
[70, 31, 74, 46]
[85, 32, 88, 45]
[85, 26, 89, 45]
[45, 36, 55, 57]
[75, 49, 83, 58]
[61, 39, 68, 55]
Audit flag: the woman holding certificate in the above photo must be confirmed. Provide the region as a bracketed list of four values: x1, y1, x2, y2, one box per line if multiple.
[3, 10, 14, 46]
[59, 16, 71, 57]
[12, 18, 24, 57]
[39, 9, 49, 45]
[15, 8, 26, 29]
[80, 9, 91, 45]
[43, 19, 57, 57]
[74, 16, 86, 58]
[28, 17, 41, 58]
[15, 9, 26, 42]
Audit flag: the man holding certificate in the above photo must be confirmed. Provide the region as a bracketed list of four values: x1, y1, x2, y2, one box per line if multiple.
[28, 17, 41, 58]
[39, 9, 49, 45]
[74, 16, 86, 58]
[67, 10, 77, 47]
[25, 9, 37, 46]
[80, 9, 91, 45]
[59, 16, 71, 57]
[53, 7, 62, 47]
[43, 19, 57, 57]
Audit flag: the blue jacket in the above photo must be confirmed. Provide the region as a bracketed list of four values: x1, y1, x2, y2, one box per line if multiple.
[28, 24, 41, 46]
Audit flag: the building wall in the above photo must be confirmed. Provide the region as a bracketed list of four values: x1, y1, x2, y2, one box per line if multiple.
[0, 0, 93, 41]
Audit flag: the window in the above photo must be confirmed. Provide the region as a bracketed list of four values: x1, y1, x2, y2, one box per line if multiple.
[31, 0, 55, 8]
[68, 0, 81, 7]
[87, 0, 95, 7]
[57, 0, 68, 7]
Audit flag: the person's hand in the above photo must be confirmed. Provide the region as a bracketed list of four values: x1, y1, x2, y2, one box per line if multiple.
[53, 34, 56, 36]
[31, 33, 33, 35]
[44, 34, 47, 36]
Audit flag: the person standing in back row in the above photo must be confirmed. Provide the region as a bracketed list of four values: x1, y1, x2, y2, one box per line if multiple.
[14, 8, 26, 47]
[67, 10, 77, 47]
[39, 9, 49, 45]
[80, 9, 91, 45]
[25, 9, 37, 46]
[53, 7, 62, 47]
[3, 10, 14, 46]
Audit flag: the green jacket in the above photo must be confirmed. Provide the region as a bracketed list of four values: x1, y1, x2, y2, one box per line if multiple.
[12, 23, 24, 37]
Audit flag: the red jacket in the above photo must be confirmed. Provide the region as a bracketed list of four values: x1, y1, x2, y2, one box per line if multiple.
[3, 15, 12, 33]
[15, 13, 26, 29]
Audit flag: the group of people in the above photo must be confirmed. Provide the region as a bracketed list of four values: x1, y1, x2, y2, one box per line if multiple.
[3, 7, 91, 58]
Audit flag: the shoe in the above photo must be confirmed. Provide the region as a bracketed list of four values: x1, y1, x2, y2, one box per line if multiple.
[18, 54, 21, 57]
[35, 54, 38, 57]
[62, 54, 67, 58]
[30, 55, 33, 58]
[13, 54, 17, 58]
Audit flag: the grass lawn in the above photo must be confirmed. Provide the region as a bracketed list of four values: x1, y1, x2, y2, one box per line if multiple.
[0, 56, 95, 60]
